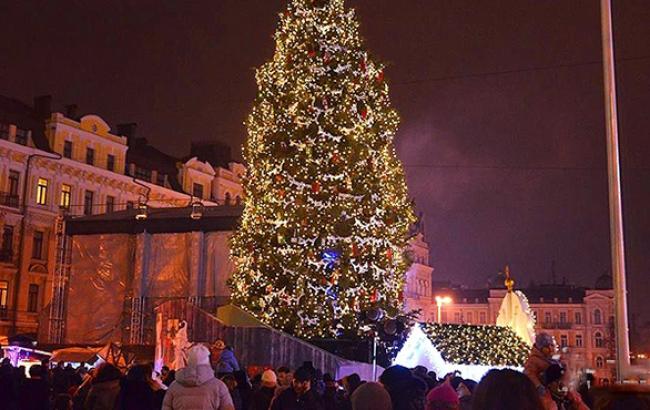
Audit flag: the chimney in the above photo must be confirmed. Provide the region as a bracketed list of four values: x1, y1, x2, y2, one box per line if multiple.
[65, 104, 78, 119]
[34, 95, 52, 119]
[117, 123, 137, 144]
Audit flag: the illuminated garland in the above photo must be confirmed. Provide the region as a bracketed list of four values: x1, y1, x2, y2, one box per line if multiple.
[229, 0, 416, 339]
[421, 323, 529, 367]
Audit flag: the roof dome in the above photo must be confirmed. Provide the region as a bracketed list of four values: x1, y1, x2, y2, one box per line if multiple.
[595, 273, 613, 290]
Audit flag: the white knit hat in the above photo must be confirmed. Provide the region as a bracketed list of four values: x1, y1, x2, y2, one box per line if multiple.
[261, 369, 277, 385]
[188, 344, 211, 366]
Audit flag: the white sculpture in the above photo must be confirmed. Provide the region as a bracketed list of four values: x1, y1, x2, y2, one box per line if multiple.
[172, 320, 191, 370]
[496, 266, 536, 346]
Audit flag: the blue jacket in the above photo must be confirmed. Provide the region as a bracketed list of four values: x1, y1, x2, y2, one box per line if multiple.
[216, 349, 240, 373]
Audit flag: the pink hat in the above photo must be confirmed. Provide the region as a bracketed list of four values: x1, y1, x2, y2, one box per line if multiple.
[426, 383, 459, 409]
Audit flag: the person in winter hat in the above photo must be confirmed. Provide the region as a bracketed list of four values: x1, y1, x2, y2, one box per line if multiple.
[212, 340, 240, 376]
[426, 382, 459, 410]
[351, 381, 392, 410]
[250, 370, 278, 410]
[163, 344, 234, 410]
[524, 332, 557, 397]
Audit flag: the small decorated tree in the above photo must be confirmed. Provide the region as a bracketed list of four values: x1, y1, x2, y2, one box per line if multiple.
[230, 0, 416, 339]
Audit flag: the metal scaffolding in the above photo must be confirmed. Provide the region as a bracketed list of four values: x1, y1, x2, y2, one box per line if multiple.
[48, 214, 71, 343]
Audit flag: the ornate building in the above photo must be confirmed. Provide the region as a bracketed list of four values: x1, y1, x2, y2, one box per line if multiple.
[0, 95, 243, 339]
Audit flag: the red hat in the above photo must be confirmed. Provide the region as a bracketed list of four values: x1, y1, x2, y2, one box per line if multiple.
[426, 382, 459, 408]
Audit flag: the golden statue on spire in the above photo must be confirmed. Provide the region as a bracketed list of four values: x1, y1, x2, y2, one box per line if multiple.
[503, 265, 515, 293]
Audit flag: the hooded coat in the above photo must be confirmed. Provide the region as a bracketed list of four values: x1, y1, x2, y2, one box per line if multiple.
[162, 364, 234, 410]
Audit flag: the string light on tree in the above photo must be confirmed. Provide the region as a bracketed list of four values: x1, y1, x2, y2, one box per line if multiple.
[229, 0, 416, 339]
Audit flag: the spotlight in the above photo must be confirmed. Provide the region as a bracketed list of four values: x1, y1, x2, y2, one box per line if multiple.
[190, 202, 204, 220]
[135, 203, 148, 220]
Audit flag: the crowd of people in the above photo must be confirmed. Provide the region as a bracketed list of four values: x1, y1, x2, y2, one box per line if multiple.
[0, 333, 642, 410]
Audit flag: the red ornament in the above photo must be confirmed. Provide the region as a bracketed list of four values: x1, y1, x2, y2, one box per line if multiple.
[331, 153, 340, 164]
[371, 290, 378, 303]
[359, 60, 366, 72]
[351, 243, 359, 257]
[311, 181, 321, 193]
[386, 248, 393, 262]
[360, 109, 368, 120]
[376, 70, 385, 83]
[278, 189, 286, 198]
[308, 50, 317, 58]
[275, 174, 284, 183]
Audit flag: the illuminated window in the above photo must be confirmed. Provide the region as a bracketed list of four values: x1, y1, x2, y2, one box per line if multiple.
[27, 284, 39, 313]
[60, 184, 71, 209]
[32, 231, 44, 259]
[36, 178, 48, 205]
[0, 281, 8, 315]
[63, 140, 73, 158]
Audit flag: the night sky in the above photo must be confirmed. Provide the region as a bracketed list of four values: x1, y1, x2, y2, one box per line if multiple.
[2, 1, 649, 322]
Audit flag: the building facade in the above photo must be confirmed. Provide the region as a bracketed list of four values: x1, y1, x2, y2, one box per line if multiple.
[415, 279, 617, 384]
[0, 95, 243, 339]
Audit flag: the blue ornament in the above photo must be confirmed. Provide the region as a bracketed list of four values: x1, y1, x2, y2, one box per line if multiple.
[322, 248, 341, 270]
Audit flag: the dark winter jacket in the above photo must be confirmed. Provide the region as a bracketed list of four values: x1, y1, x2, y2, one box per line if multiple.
[250, 386, 276, 410]
[85, 379, 121, 410]
[270, 387, 323, 410]
[117, 379, 165, 410]
[17, 378, 50, 410]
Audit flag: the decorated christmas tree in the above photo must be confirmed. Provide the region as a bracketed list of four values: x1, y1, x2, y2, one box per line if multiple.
[230, 0, 416, 339]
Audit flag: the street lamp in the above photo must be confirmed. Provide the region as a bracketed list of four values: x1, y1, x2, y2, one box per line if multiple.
[435, 295, 452, 324]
